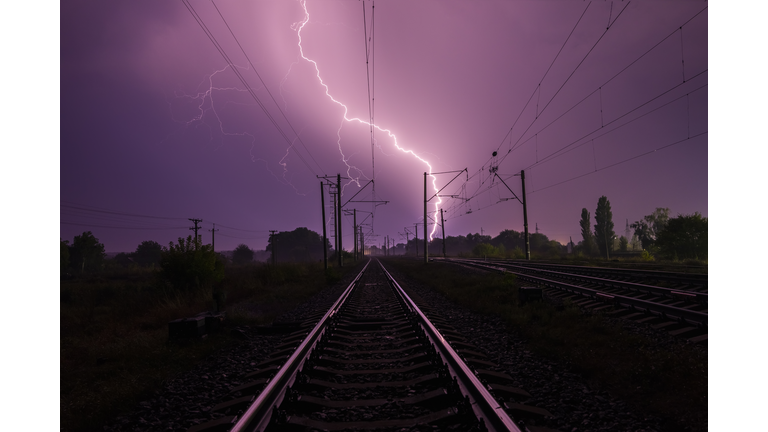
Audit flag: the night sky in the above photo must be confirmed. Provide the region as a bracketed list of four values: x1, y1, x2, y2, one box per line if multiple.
[58, 0, 708, 253]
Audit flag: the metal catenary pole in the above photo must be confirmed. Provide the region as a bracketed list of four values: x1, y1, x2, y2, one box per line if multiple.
[320, 182, 327, 270]
[521, 170, 530, 261]
[353, 209, 357, 261]
[424, 172, 428, 264]
[415, 224, 418, 257]
[337, 174, 343, 267]
[441, 208, 446, 258]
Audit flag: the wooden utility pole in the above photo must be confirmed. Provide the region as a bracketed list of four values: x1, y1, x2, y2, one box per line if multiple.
[424, 172, 428, 264]
[441, 208, 446, 258]
[209, 223, 219, 252]
[521, 170, 530, 261]
[189, 218, 202, 249]
[320, 182, 327, 270]
[269, 230, 277, 265]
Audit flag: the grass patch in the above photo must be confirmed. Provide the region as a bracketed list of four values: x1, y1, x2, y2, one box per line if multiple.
[60, 261, 358, 432]
[386, 258, 707, 432]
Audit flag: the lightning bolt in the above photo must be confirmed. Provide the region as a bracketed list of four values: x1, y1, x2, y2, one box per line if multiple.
[166, 64, 306, 195]
[293, 0, 442, 240]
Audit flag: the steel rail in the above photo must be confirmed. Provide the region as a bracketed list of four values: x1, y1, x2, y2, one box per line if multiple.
[447, 259, 708, 328]
[231, 259, 372, 432]
[377, 259, 523, 432]
[500, 259, 708, 289]
[448, 258, 707, 304]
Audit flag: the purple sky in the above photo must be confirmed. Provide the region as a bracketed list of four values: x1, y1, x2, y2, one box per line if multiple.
[59, 1, 708, 253]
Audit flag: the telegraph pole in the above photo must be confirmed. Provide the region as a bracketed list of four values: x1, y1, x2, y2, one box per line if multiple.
[360, 228, 365, 257]
[209, 223, 219, 252]
[189, 218, 202, 249]
[521, 170, 530, 261]
[353, 209, 357, 261]
[441, 208, 446, 258]
[320, 182, 327, 270]
[424, 172, 428, 264]
[269, 230, 277, 265]
[337, 174, 343, 267]
[404, 228, 410, 255]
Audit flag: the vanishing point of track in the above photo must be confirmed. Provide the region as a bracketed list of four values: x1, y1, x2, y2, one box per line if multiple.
[191, 258, 552, 432]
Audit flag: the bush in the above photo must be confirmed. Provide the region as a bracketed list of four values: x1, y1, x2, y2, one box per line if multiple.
[159, 236, 224, 292]
[472, 243, 498, 258]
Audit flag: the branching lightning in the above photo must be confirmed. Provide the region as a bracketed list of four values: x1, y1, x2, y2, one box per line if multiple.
[167, 64, 305, 195]
[292, 0, 443, 239]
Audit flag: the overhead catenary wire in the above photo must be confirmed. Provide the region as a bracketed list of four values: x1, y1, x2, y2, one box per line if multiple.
[209, 0, 326, 177]
[181, 0, 325, 177]
[500, 4, 707, 165]
[525, 82, 708, 171]
[505, 1, 633, 157]
[456, 3, 706, 211]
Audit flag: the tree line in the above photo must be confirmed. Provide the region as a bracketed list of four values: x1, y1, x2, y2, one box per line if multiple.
[577, 196, 707, 261]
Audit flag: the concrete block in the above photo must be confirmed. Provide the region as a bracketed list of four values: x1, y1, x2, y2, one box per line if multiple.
[168, 315, 206, 340]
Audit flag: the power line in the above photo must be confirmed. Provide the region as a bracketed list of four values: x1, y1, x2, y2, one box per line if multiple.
[61, 201, 266, 235]
[60, 222, 189, 231]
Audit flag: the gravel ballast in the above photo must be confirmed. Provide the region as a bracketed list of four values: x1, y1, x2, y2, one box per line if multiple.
[101, 260, 704, 432]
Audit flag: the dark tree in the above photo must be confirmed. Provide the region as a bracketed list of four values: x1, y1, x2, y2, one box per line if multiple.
[655, 212, 707, 260]
[619, 236, 629, 252]
[529, 232, 551, 254]
[579, 208, 596, 256]
[594, 196, 615, 259]
[60, 239, 70, 277]
[267, 227, 329, 262]
[69, 231, 106, 274]
[631, 208, 670, 250]
[133, 240, 163, 266]
[232, 243, 255, 264]
[492, 229, 524, 252]
[113, 252, 133, 266]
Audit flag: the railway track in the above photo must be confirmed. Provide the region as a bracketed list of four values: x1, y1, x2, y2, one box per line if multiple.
[439, 258, 708, 344]
[490, 259, 708, 292]
[190, 258, 556, 432]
